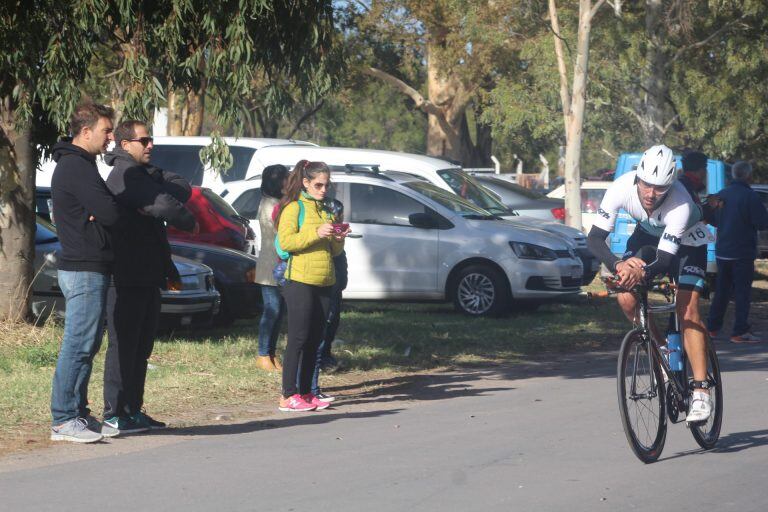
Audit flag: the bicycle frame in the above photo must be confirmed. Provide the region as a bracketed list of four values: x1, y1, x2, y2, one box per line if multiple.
[633, 287, 689, 416]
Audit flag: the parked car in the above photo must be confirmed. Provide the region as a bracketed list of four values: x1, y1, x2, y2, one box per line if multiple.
[169, 240, 260, 326]
[750, 184, 768, 257]
[224, 171, 584, 316]
[32, 218, 221, 328]
[546, 181, 611, 234]
[166, 186, 255, 254]
[471, 175, 566, 222]
[219, 146, 598, 284]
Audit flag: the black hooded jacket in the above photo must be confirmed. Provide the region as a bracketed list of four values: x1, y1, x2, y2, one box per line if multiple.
[104, 148, 196, 288]
[50, 141, 123, 273]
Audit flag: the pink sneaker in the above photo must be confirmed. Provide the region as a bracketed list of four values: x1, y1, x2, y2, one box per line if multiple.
[278, 394, 316, 412]
[301, 393, 331, 410]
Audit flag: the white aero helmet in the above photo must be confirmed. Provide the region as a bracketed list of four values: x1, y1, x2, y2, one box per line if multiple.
[637, 144, 677, 187]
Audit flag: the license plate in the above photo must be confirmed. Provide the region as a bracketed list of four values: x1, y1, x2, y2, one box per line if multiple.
[180, 315, 192, 326]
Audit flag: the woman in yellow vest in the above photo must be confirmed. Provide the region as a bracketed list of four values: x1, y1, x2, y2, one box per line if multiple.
[275, 160, 349, 411]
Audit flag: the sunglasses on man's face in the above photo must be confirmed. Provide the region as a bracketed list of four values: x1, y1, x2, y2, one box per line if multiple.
[637, 179, 671, 194]
[127, 136, 154, 147]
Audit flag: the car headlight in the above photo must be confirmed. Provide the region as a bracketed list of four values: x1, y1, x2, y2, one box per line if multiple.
[509, 241, 557, 261]
[168, 275, 201, 292]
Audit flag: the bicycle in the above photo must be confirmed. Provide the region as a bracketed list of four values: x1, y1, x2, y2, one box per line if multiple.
[589, 277, 723, 463]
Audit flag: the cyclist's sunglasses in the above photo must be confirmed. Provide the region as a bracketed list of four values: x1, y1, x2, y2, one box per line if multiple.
[636, 178, 671, 194]
[126, 136, 154, 147]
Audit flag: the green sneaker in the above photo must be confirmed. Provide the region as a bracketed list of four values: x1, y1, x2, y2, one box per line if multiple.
[132, 411, 167, 430]
[102, 416, 149, 435]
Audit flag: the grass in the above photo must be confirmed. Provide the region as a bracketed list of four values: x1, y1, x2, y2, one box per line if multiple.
[0, 278, 630, 455]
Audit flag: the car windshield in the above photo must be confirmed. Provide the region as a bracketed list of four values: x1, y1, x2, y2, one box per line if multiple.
[36, 216, 58, 244]
[436, 169, 512, 215]
[403, 182, 495, 218]
[150, 145, 256, 184]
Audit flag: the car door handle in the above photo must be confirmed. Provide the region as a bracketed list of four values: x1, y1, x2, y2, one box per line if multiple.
[346, 234, 363, 239]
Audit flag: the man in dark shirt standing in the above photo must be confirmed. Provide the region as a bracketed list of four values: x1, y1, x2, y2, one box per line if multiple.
[708, 161, 768, 343]
[50, 102, 120, 443]
[101, 120, 197, 435]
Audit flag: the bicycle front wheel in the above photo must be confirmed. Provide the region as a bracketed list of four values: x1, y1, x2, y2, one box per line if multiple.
[617, 329, 667, 463]
[688, 339, 723, 449]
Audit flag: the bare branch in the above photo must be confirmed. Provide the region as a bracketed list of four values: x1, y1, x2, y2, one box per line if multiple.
[364, 67, 461, 142]
[589, 0, 608, 21]
[620, 105, 644, 128]
[671, 15, 747, 62]
[286, 100, 325, 139]
[661, 114, 680, 135]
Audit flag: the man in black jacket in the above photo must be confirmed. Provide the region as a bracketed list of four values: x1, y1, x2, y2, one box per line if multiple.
[101, 120, 197, 435]
[50, 102, 121, 444]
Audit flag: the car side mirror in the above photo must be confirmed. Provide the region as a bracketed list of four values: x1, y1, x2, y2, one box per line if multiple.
[409, 213, 439, 229]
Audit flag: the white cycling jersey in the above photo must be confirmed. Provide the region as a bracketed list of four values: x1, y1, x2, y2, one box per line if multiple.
[594, 171, 706, 255]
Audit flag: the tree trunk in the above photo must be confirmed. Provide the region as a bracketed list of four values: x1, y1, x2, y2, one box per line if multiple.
[562, 0, 601, 231]
[640, 0, 668, 144]
[0, 107, 35, 322]
[167, 89, 184, 136]
[183, 89, 205, 136]
[167, 88, 205, 136]
[425, 41, 485, 166]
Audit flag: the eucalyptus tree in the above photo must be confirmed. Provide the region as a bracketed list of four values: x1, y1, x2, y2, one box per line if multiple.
[0, 0, 336, 322]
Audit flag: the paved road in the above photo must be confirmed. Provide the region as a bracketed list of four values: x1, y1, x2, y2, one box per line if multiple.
[2, 343, 767, 512]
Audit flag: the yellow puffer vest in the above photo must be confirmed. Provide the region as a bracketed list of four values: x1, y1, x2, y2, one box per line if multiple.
[277, 194, 344, 287]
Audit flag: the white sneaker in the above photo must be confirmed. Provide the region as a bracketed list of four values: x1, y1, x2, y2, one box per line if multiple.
[686, 391, 712, 423]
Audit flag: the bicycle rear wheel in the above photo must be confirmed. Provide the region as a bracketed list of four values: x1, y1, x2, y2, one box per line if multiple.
[617, 329, 667, 463]
[688, 339, 723, 449]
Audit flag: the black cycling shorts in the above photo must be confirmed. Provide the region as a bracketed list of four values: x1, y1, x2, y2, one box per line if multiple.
[622, 228, 707, 292]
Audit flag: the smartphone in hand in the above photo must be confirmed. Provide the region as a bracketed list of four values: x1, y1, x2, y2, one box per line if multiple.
[332, 222, 350, 235]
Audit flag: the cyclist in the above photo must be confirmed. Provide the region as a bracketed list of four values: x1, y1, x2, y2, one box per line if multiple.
[587, 144, 712, 423]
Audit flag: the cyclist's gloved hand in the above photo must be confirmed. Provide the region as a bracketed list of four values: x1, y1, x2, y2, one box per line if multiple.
[615, 260, 645, 290]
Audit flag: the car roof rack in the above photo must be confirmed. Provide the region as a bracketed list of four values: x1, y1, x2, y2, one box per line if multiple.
[330, 164, 394, 181]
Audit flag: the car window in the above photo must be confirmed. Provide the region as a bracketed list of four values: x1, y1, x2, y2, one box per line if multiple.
[150, 145, 205, 185]
[436, 169, 510, 215]
[757, 191, 768, 208]
[348, 183, 426, 226]
[403, 182, 492, 217]
[483, 178, 544, 199]
[232, 189, 262, 220]
[36, 218, 58, 244]
[581, 189, 607, 214]
[150, 145, 256, 184]
[201, 188, 239, 218]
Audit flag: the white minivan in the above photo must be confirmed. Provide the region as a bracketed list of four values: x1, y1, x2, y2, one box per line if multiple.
[149, 136, 317, 193]
[220, 145, 598, 283]
[224, 171, 583, 316]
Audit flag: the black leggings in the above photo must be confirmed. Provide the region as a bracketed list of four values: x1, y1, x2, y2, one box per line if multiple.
[281, 281, 332, 397]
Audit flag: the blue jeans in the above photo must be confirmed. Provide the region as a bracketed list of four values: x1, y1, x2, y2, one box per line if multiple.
[707, 258, 755, 337]
[309, 284, 342, 395]
[258, 285, 284, 356]
[51, 270, 109, 425]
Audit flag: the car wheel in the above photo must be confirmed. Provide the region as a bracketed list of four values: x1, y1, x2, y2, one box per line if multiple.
[213, 285, 236, 327]
[451, 264, 510, 317]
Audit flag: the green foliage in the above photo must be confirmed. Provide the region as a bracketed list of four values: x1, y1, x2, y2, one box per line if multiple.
[199, 132, 234, 177]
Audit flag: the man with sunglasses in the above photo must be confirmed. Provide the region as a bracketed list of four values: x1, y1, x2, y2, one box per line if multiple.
[101, 120, 198, 435]
[587, 144, 712, 423]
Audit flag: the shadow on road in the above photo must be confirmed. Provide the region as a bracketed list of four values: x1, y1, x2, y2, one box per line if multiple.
[152, 408, 404, 437]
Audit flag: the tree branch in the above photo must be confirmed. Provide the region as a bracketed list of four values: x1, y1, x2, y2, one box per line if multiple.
[286, 100, 325, 139]
[589, 0, 608, 21]
[364, 67, 461, 143]
[671, 15, 747, 63]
